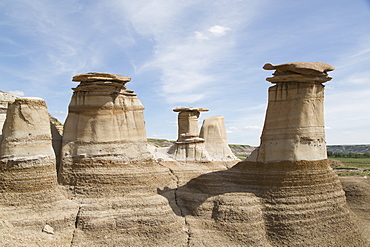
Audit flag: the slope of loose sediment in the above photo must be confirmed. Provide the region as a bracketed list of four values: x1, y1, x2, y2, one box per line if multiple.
[340, 176, 370, 243]
[0, 199, 79, 246]
[70, 193, 188, 246]
[158, 159, 367, 246]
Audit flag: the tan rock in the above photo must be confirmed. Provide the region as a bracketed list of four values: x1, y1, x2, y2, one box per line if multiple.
[0, 97, 63, 205]
[199, 116, 238, 161]
[249, 62, 331, 163]
[263, 62, 334, 83]
[0, 91, 17, 138]
[168, 107, 210, 162]
[57, 73, 186, 245]
[59, 73, 176, 197]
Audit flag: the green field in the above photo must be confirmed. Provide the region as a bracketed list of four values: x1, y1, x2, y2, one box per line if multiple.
[330, 157, 370, 177]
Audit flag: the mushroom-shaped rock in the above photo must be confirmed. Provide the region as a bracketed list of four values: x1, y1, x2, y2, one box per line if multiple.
[263, 62, 335, 83]
[72, 72, 131, 83]
[168, 106, 210, 162]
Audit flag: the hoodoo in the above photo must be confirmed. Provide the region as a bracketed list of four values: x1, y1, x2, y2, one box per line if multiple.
[0, 97, 62, 205]
[248, 62, 334, 162]
[199, 116, 238, 162]
[168, 107, 210, 162]
[57, 73, 185, 246]
[241, 62, 366, 246]
[59, 72, 158, 193]
[0, 91, 17, 139]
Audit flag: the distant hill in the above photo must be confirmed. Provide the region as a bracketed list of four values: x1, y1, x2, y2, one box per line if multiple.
[147, 138, 256, 159]
[148, 139, 370, 158]
[327, 145, 370, 154]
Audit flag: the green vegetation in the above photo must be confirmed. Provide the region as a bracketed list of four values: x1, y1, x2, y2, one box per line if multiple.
[228, 144, 253, 148]
[327, 151, 370, 158]
[338, 172, 370, 177]
[235, 155, 248, 160]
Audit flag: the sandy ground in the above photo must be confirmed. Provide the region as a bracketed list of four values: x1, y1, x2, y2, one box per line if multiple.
[340, 176, 370, 243]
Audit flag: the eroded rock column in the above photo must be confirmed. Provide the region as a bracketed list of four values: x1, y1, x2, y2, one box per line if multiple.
[0, 97, 62, 205]
[168, 107, 210, 162]
[59, 73, 175, 196]
[249, 62, 333, 162]
[199, 116, 238, 161]
[241, 62, 367, 246]
[0, 91, 17, 139]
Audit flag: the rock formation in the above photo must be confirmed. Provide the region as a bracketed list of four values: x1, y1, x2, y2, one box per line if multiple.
[199, 116, 238, 162]
[159, 62, 366, 246]
[59, 72, 158, 191]
[0, 97, 78, 246]
[248, 62, 334, 162]
[57, 73, 186, 246]
[241, 62, 366, 245]
[0, 97, 62, 205]
[0, 91, 17, 138]
[0, 66, 367, 246]
[167, 107, 210, 162]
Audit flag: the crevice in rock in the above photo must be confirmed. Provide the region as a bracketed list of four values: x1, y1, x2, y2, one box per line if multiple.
[157, 161, 191, 246]
[70, 205, 82, 246]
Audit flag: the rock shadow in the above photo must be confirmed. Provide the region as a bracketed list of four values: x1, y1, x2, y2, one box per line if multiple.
[157, 161, 264, 217]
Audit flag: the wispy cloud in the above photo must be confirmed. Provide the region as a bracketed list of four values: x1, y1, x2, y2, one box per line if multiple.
[208, 25, 231, 37]
[9, 90, 24, 97]
[117, 0, 263, 104]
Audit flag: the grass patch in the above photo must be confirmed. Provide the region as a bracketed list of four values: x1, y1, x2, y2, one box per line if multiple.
[236, 155, 248, 160]
[338, 172, 370, 177]
[329, 157, 370, 164]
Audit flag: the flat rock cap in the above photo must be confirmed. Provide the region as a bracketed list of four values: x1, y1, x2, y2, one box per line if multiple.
[263, 62, 335, 75]
[72, 72, 131, 83]
[173, 107, 209, 112]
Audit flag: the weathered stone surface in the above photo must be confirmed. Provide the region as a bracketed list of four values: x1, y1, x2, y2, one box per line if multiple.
[199, 116, 239, 161]
[0, 68, 367, 246]
[0, 97, 63, 205]
[168, 107, 210, 162]
[0, 91, 17, 138]
[57, 73, 187, 245]
[264, 62, 334, 83]
[72, 72, 131, 83]
[60, 73, 149, 183]
[0, 97, 79, 246]
[249, 62, 331, 163]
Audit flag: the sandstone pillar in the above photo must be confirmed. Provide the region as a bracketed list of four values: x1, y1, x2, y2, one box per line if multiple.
[59, 73, 175, 196]
[0, 97, 62, 204]
[249, 62, 334, 162]
[0, 91, 17, 138]
[240, 62, 366, 245]
[168, 107, 210, 162]
[199, 116, 238, 161]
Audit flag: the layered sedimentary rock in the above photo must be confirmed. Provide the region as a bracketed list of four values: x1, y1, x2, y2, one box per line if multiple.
[168, 107, 210, 162]
[199, 116, 238, 161]
[248, 62, 334, 163]
[241, 62, 365, 245]
[59, 73, 159, 192]
[159, 62, 366, 246]
[0, 97, 78, 246]
[58, 73, 186, 245]
[0, 91, 17, 138]
[0, 97, 63, 205]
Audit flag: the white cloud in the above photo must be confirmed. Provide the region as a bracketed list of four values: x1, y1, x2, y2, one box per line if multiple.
[116, 0, 262, 104]
[208, 25, 231, 37]
[9, 90, 24, 97]
[195, 31, 209, 40]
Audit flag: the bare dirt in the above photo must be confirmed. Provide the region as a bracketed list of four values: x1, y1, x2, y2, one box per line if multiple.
[340, 176, 370, 243]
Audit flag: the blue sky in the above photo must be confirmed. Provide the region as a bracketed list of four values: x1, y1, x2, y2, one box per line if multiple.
[1, 0, 369, 145]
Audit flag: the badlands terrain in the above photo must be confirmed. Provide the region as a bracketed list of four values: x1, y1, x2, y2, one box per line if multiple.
[0, 62, 369, 246]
